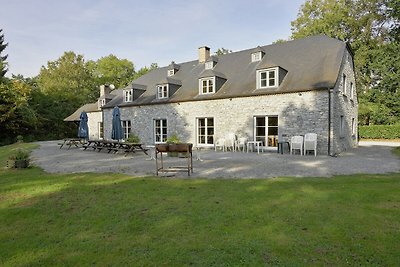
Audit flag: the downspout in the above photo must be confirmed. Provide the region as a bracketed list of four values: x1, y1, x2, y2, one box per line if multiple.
[328, 88, 332, 156]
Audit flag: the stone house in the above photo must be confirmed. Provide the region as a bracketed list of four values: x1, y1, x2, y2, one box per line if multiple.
[65, 35, 358, 155]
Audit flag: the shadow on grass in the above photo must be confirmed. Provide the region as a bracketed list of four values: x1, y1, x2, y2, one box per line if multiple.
[1, 169, 400, 266]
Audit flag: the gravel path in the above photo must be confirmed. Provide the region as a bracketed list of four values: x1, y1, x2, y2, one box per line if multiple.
[31, 141, 400, 178]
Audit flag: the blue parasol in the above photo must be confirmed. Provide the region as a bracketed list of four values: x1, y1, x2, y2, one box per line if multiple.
[78, 111, 89, 140]
[111, 106, 124, 141]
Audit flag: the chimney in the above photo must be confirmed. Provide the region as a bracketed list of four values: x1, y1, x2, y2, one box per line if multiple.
[99, 84, 111, 97]
[198, 46, 210, 63]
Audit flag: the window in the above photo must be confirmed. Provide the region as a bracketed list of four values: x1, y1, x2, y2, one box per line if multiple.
[98, 99, 106, 108]
[98, 122, 104, 139]
[205, 61, 214, 70]
[168, 69, 175, 76]
[154, 119, 167, 143]
[197, 117, 214, 146]
[340, 116, 345, 137]
[351, 118, 356, 136]
[157, 84, 169, 99]
[251, 52, 262, 62]
[124, 89, 133, 102]
[342, 74, 347, 95]
[256, 68, 278, 89]
[254, 116, 278, 147]
[122, 120, 131, 140]
[350, 82, 354, 99]
[199, 77, 215, 95]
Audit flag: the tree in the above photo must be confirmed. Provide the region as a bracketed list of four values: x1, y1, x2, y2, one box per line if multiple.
[133, 63, 158, 80]
[0, 78, 38, 143]
[0, 29, 8, 79]
[215, 48, 232, 56]
[291, 0, 399, 125]
[89, 54, 135, 88]
[37, 51, 97, 138]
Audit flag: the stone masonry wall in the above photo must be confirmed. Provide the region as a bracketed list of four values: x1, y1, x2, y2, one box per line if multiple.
[331, 48, 358, 154]
[103, 90, 331, 155]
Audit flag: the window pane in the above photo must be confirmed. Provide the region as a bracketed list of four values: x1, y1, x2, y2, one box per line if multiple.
[256, 117, 265, 126]
[268, 71, 275, 79]
[207, 136, 214, 144]
[269, 127, 278, 135]
[199, 136, 205, 144]
[199, 118, 205, 127]
[268, 117, 278, 126]
[207, 118, 214, 126]
[261, 72, 266, 79]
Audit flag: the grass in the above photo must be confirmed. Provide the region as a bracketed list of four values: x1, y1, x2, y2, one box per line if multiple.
[1, 143, 400, 266]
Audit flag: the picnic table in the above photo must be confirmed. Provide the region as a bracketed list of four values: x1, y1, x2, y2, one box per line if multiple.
[58, 138, 86, 149]
[82, 140, 148, 156]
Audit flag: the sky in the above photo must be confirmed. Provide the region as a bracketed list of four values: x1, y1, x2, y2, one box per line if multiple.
[0, 0, 305, 78]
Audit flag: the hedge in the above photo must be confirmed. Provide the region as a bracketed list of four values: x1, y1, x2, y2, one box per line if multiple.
[359, 124, 400, 139]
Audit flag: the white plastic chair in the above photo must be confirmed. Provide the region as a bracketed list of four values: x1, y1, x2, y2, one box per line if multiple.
[235, 137, 247, 152]
[304, 133, 317, 156]
[224, 133, 236, 151]
[215, 138, 226, 151]
[290, 135, 304, 155]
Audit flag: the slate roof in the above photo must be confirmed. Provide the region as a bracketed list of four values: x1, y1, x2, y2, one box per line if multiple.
[64, 103, 100, 121]
[100, 35, 347, 109]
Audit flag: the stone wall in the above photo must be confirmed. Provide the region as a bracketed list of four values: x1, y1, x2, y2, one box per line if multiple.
[330, 48, 358, 154]
[103, 90, 332, 154]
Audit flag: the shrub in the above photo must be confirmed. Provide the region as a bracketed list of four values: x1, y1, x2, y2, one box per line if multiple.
[127, 133, 140, 143]
[9, 148, 30, 161]
[166, 134, 181, 144]
[359, 124, 400, 139]
[16, 135, 24, 143]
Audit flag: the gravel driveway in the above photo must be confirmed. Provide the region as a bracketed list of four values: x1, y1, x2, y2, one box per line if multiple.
[31, 140, 400, 178]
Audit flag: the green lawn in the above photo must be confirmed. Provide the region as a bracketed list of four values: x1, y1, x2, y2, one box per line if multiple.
[1, 143, 400, 266]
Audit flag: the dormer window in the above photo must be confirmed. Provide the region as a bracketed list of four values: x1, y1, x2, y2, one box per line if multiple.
[167, 69, 175, 77]
[205, 61, 214, 70]
[199, 77, 215, 95]
[251, 51, 263, 62]
[167, 61, 180, 77]
[157, 84, 169, 99]
[98, 98, 106, 109]
[256, 68, 278, 89]
[124, 89, 133, 102]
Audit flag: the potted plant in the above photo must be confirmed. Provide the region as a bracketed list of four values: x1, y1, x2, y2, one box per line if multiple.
[166, 134, 181, 157]
[9, 149, 30, 168]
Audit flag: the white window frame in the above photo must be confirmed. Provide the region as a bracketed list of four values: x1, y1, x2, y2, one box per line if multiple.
[168, 69, 175, 77]
[98, 122, 104, 139]
[196, 117, 214, 146]
[199, 77, 215, 95]
[205, 61, 214, 70]
[251, 52, 262, 62]
[342, 74, 347, 95]
[122, 120, 131, 140]
[124, 89, 133, 102]
[157, 84, 169, 99]
[256, 68, 278, 89]
[154, 119, 167, 143]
